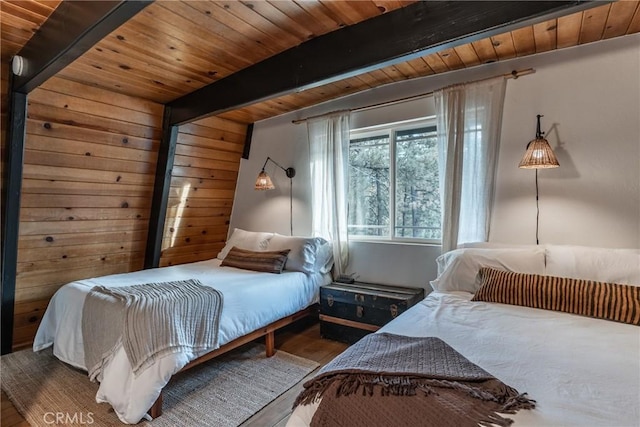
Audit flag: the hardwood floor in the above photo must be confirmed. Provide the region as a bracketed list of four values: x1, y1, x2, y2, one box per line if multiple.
[1, 319, 349, 427]
[1, 392, 29, 427]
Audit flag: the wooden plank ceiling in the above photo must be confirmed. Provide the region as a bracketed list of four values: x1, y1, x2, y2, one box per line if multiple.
[2, 0, 640, 125]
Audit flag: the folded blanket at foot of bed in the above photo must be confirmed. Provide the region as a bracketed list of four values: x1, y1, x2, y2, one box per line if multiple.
[294, 333, 535, 427]
[82, 278, 223, 381]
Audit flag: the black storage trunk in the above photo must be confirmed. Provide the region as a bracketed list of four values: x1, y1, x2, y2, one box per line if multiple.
[320, 282, 425, 344]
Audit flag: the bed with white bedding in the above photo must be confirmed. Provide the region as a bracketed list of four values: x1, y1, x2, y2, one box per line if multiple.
[34, 229, 333, 424]
[288, 245, 640, 427]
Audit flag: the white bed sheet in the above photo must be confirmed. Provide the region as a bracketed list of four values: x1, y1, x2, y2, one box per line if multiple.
[288, 291, 640, 427]
[33, 258, 328, 424]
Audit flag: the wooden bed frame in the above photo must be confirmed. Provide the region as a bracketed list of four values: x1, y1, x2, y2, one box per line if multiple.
[148, 304, 317, 418]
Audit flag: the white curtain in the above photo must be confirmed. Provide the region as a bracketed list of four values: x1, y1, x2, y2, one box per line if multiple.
[435, 77, 507, 253]
[307, 112, 351, 276]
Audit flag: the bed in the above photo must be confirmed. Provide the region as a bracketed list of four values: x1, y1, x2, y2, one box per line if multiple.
[33, 229, 333, 424]
[288, 244, 640, 427]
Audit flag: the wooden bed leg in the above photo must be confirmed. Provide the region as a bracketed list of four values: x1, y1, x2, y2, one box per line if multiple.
[148, 393, 163, 419]
[265, 331, 275, 357]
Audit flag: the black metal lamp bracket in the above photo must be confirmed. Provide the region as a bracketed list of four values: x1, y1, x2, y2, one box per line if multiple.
[535, 114, 545, 139]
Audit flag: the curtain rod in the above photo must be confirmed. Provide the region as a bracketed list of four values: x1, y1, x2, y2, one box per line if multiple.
[292, 68, 535, 125]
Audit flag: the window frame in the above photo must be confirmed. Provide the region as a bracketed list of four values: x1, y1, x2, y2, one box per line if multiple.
[348, 116, 440, 245]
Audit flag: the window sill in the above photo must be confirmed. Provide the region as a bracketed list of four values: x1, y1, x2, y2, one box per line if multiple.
[348, 238, 441, 248]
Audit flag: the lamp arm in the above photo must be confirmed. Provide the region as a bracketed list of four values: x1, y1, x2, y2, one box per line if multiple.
[263, 156, 296, 178]
[263, 156, 285, 172]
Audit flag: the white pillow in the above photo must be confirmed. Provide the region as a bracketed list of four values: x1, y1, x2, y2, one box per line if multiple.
[545, 245, 640, 285]
[217, 228, 274, 260]
[315, 240, 334, 274]
[267, 234, 329, 274]
[430, 247, 546, 293]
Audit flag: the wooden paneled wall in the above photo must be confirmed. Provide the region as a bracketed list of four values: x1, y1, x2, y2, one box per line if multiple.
[160, 116, 246, 267]
[13, 77, 163, 349]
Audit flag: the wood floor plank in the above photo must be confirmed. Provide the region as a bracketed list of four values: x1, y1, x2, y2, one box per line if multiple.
[1, 392, 29, 427]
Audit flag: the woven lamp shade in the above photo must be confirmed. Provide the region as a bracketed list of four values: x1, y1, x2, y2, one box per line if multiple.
[255, 170, 275, 190]
[518, 138, 560, 169]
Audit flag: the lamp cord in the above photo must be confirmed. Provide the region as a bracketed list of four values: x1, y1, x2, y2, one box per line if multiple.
[289, 177, 293, 236]
[535, 169, 540, 245]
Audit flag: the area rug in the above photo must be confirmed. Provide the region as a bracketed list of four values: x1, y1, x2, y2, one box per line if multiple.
[1, 343, 319, 426]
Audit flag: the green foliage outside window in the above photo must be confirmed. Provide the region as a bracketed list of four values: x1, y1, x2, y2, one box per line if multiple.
[348, 122, 441, 242]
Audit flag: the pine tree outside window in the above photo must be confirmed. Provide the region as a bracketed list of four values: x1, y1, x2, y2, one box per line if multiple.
[347, 118, 441, 243]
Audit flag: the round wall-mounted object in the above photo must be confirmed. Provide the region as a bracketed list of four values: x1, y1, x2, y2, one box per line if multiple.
[11, 55, 24, 76]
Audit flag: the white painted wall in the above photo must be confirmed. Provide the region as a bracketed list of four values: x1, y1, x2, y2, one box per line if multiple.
[230, 34, 640, 290]
[491, 37, 640, 248]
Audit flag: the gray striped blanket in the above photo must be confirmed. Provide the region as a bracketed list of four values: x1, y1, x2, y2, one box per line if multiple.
[82, 279, 223, 381]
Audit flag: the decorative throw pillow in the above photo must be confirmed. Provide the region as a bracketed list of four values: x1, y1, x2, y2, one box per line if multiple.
[472, 267, 640, 326]
[221, 247, 290, 274]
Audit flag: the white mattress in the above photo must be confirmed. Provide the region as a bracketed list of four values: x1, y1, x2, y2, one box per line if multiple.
[33, 258, 328, 424]
[288, 291, 640, 427]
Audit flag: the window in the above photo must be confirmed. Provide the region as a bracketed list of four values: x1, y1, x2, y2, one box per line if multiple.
[347, 119, 441, 242]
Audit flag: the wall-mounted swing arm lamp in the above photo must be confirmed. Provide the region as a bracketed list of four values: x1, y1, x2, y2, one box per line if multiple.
[518, 114, 560, 169]
[254, 157, 296, 235]
[518, 114, 559, 245]
[254, 157, 296, 190]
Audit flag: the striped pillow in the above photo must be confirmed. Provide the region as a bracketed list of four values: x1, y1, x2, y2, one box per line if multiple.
[472, 267, 640, 325]
[221, 247, 290, 274]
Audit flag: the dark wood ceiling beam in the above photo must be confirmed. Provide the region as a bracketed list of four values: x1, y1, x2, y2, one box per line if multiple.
[144, 107, 178, 270]
[1, 87, 27, 355]
[168, 1, 597, 125]
[11, 0, 152, 94]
